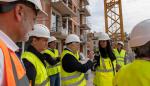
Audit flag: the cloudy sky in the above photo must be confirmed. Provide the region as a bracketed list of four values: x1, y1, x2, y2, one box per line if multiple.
[89, 0, 150, 33]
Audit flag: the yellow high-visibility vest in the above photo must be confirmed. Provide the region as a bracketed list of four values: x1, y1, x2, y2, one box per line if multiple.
[60, 49, 86, 86]
[114, 49, 126, 67]
[44, 49, 60, 76]
[113, 59, 150, 86]
[93, 56, 116, 86]
[22, 52, 50, 86]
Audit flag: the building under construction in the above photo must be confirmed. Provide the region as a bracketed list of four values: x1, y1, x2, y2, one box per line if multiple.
[36, 0, 93, 57]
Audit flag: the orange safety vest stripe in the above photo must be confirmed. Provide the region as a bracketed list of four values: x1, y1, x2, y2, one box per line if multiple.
[10, 51, 25, 79]
[0, 39, 26, 86]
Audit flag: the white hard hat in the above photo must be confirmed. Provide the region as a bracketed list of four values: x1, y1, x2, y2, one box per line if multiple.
[48, 36, 57, 43]
[129, 19, 150, 47]
[65, 34, 81, 44]
[97, 32, 110, 40]
[29, 24, 50, 38]
[0, 0, 47, 15]
[118, 41, 124, 46]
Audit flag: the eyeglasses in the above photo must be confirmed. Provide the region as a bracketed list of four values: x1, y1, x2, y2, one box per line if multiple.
[0, 1, 16, 13]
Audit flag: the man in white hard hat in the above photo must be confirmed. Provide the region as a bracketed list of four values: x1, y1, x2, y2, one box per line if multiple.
[0, 0, 46, 86]
[60, 34, 94, 86]
[21, 24, 50, 86]
[43, 36, 61, 86]
[113, 41, 126, 71]
[113, 19, 150, 86]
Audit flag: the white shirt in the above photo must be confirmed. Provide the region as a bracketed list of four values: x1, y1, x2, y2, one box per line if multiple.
[0, 31, 19, 85]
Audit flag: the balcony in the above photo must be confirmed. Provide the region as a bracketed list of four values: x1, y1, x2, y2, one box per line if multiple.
[83, 0, 89, 5]
[80, 6, 91, 16]
[80, 24, 91, 30]
[50, 27, 68, 39]
[51, 0, 77, 17]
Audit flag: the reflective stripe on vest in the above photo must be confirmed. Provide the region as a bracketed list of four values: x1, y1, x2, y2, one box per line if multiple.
[61, 73, 85, 86]
[0, 49, 4, 85]
[44, 49, 60, 76]
[0, 39, 29, 86]
[61, 73, 82, 81]
[22, 52, 50, 86]
[35, 77, 49, 86]
[9, 52, 29, 86]
[62, 75, 85, 86]
[94, 56, 115, 86]
[97, 68, 114, 72]
[48, 62, 61, 68]
[61, 49, 86, 86]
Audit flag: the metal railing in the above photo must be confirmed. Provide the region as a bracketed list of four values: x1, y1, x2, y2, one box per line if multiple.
[81, 5, 90, 11]
[51, 0, 68, 6]
[51, 26, 68, 35]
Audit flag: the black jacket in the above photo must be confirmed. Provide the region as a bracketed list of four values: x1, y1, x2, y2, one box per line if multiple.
[43, 49, 60, 65]
[22, 45, 45, 86]
[62, 48, 94, 73]
[22, 45, 59, 86]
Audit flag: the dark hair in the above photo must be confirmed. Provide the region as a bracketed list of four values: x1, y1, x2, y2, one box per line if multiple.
[25, 36, 40, 50]
[99, 40, 116, 61]
[117, 43, 123, 49]
[0, 0, 38, 15]
[133, 41, 150, 59]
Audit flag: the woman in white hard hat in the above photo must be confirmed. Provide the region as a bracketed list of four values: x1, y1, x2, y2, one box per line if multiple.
[22, 24, 50, 86]
[60, 34, 94, 86]
[113, 19, 150, 86]
[93, 32, 116, 86]
[113, 41, 126, 72]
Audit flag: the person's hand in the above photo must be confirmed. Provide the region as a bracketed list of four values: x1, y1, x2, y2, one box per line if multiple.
[116, 64, 121, 72]
[87, 50, 94, 59]
[56, 57, 61, 61]
[91, 59, 98, 71]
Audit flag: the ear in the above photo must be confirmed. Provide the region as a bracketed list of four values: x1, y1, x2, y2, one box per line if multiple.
[14, 4, 24, 22]
[32, 38, 37, 45]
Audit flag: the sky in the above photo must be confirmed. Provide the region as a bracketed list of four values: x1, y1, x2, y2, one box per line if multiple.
[88, 0, 150, 33]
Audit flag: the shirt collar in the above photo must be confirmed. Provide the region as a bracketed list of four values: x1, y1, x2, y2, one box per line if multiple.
[0, 31, 19, 51]
[65, 47, 74, 53]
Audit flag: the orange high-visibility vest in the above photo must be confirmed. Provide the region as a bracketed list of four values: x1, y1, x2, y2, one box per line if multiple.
[0, 39, 29, 86]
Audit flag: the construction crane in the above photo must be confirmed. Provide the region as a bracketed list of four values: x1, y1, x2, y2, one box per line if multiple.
[104, 0, 125, 44]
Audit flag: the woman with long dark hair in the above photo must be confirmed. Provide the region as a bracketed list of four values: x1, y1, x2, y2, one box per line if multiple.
[93, 32, 116, 86]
